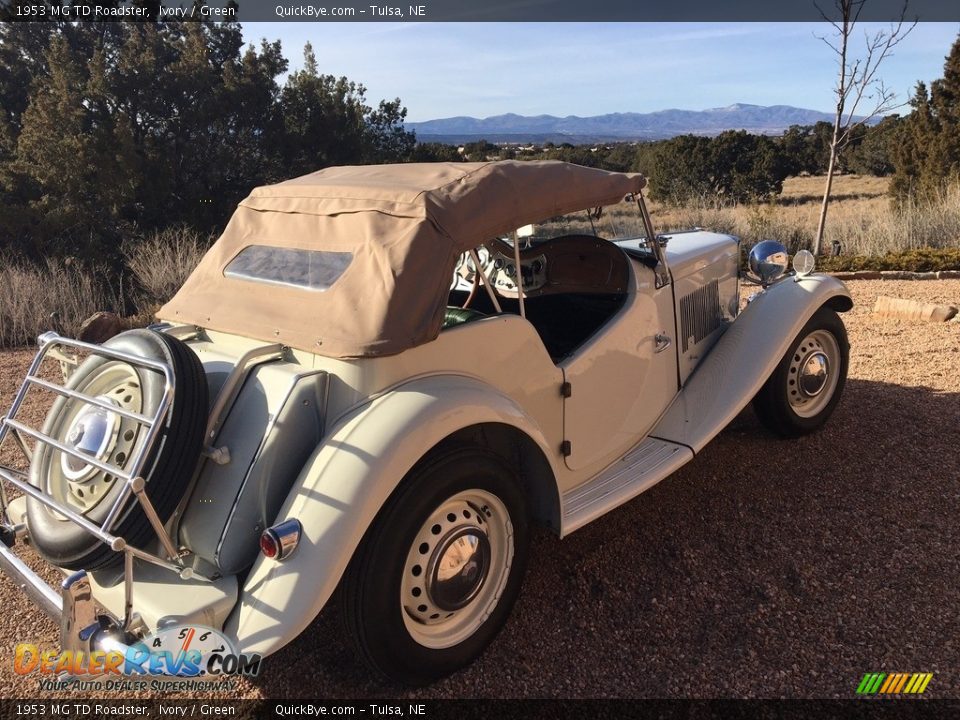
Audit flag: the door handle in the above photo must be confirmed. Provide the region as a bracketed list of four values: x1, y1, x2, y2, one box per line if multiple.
[655, 333, 672, 353]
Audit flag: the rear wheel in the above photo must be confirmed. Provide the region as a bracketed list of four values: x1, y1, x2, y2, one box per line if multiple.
[26, 329, 208, 570]
[753, 306, 849, 438]
[341, 446, 529, 685]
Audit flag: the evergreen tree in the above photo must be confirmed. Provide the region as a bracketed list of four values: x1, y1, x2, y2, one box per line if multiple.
[891, 34, 960, 203]
[928, 35, 960, 187]
[0, 26, 418, 260]
[847, 115, 900, 176]
[15, 35, 105, 256]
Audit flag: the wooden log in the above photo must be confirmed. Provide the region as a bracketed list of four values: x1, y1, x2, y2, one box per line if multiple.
[873, 296, 959, 323]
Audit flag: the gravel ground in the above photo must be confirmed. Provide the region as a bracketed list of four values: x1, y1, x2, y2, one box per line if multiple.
[0, 279, 957, 700]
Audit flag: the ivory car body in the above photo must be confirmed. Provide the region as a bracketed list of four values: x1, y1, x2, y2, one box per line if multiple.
[0, 161, 852, 684]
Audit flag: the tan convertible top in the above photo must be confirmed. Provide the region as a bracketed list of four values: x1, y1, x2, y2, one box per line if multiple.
[159, 161, 646, 357]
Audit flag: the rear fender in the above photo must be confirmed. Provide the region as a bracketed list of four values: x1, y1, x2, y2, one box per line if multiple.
[652, 274, 852, 452]
[222, 374, 558, 655]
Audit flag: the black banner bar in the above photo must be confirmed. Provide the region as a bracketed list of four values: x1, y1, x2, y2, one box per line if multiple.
[2, 0, 959, 23]
[2, 699, 960, 718]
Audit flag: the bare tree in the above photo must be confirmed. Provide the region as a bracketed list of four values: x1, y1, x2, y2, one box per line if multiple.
[813, 0, 915, 256]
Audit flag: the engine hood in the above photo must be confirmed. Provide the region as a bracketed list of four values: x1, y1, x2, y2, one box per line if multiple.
[662, 230, 739, 280]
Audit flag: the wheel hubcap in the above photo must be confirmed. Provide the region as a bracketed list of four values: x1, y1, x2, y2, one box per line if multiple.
[61, 400, 120, 481]
[798, 351, 829, 397]
[787, 330, 841, 418]
[400, 489, 513, 649]
[427, 527, 491, 611]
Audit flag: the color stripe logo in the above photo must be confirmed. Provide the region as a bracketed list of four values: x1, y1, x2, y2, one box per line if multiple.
[856, 672, 933, 695]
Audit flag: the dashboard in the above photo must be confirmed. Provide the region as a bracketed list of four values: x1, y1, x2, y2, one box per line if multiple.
[455, 235, 631, 298]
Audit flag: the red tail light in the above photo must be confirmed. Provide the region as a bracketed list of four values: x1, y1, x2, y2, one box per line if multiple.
[259, 519, 302, 561]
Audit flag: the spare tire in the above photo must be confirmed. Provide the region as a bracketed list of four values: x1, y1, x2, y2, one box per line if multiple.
[26, 329, 208, 571]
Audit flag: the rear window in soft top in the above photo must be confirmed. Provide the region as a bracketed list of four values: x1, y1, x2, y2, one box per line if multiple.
[224, 245, 352, 292]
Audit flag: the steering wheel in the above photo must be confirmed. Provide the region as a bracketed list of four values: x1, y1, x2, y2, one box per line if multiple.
[453, 252, 483, 309]
[453, 243, 513, 309]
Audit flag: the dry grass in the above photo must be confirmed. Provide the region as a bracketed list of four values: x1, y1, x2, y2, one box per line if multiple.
[0, 177, 957, 349]
[0, 257, 122, 349]
[0, 228, 212, 350]
[649, 175, 960, 256]
[124, 226, 213, 311]
[778, 174, 889, 204]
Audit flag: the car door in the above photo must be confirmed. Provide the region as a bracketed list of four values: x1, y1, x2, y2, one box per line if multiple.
[560, 262, 678, 472]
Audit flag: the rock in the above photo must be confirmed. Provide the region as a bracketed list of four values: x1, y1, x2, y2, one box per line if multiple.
[873, 296, 959, 323]
[829, 269, 960, 280]
[77, 311, 126, 344]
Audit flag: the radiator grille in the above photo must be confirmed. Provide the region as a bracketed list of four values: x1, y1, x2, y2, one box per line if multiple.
[680, 280, 721, 352]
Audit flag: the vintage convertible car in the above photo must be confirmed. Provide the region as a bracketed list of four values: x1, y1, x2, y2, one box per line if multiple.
[0, 161, 851, 684]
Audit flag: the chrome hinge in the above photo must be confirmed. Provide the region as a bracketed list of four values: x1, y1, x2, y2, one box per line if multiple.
[560, 382, 572, 398]
[561, 440, 572, 457]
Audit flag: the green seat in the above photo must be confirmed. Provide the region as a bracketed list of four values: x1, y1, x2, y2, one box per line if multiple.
[442, 306, 486, 329]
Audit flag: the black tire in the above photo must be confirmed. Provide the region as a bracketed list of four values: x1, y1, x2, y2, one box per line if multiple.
[27, 329, 208, 570]
[340, 446, 529, 685]
[753, 306, 849, 438]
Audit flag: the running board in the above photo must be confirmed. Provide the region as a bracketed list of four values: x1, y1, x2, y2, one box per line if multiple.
[560, 437, 693, 535]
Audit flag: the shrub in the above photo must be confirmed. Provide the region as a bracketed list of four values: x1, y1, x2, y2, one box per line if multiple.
[123, 227, 214, 311]
[818, 247, 960, 272]
[0, 257, 121, 348]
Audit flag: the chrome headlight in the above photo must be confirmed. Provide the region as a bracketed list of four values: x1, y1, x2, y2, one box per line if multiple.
[748, 240, 789, 286]
[793, 249, 816, 277]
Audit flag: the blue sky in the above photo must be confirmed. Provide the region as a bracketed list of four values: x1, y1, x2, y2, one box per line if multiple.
[242, 22, 960, 122]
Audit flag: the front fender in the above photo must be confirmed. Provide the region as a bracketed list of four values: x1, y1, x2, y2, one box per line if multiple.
[652, 273, 852, 452]
[222, 374, 557, 656]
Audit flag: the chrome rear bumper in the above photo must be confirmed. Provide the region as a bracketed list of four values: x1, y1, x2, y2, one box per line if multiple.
[0, 539, 61, 620]
[0, 540, 139, 654]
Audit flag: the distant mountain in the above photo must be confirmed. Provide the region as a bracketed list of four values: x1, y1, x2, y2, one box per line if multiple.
[407, 104, 857, 143]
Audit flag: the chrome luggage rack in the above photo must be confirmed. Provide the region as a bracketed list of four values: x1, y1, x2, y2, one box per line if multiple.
[0, 332, 212, 631]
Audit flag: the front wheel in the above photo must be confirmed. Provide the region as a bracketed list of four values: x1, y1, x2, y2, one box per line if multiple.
[340, 446, 529, 685]
[753, 306, 849, 438]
